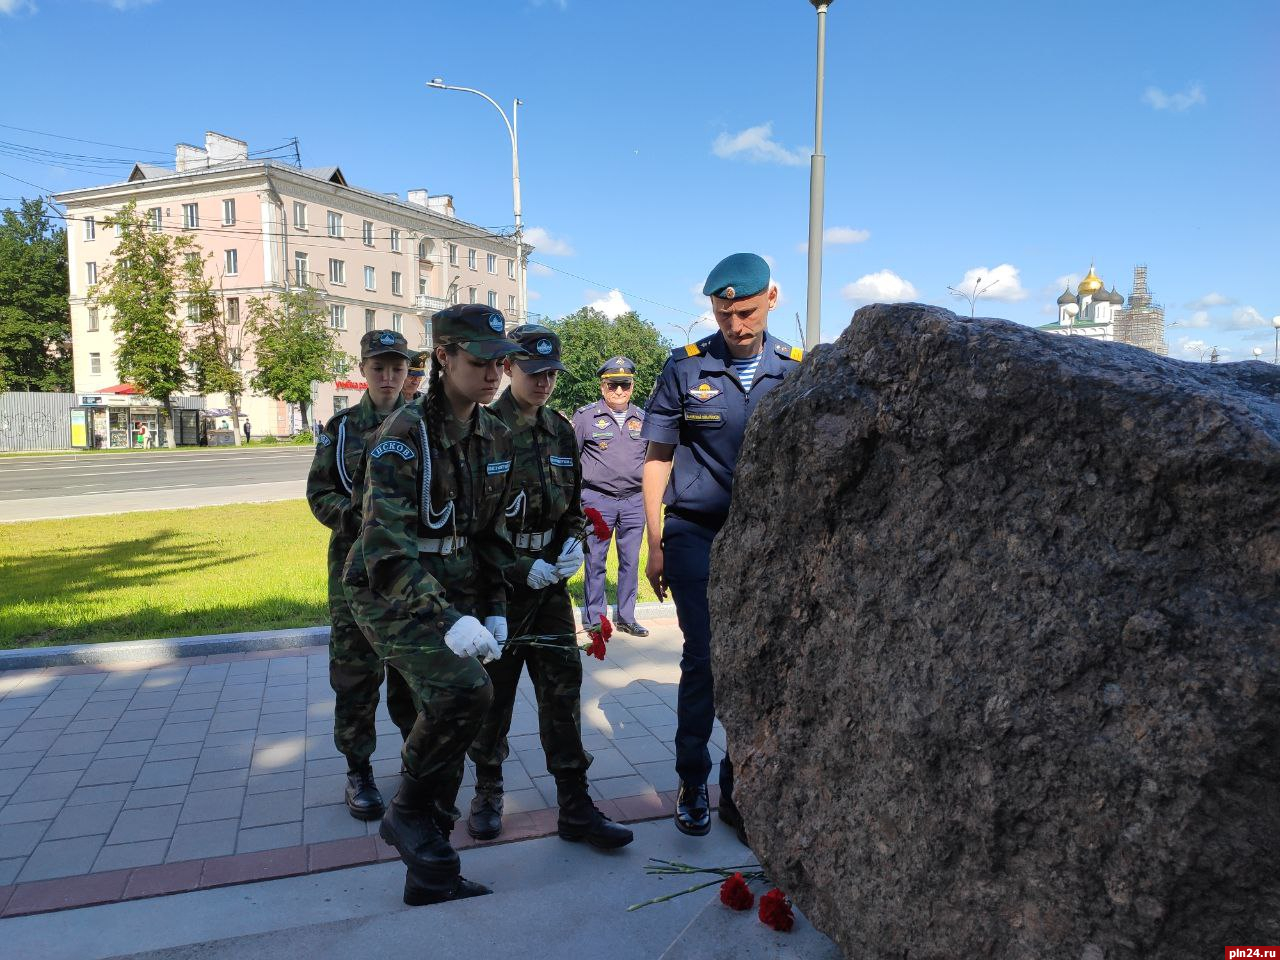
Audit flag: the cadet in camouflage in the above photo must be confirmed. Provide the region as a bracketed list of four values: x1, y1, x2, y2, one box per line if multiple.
[306, 329, 418, 822]
[466, 325, 633, 850]
[342, 304, 522, 906]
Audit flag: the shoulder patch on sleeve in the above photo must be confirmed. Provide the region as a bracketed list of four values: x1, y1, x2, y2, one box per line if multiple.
[772, 340, 804, 362]
[370, 439, 414, 461]
[316, 433, 332, 447]
[674, 342, 702, 359]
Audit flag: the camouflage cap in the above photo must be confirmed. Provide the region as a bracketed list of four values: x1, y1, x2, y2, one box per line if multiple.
[360, 329, 413, 360]
[507, 324, 567, 375]
[431, 304, 523, 360]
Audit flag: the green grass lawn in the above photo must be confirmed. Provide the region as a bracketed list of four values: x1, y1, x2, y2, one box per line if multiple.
[0, 500, 656, 649]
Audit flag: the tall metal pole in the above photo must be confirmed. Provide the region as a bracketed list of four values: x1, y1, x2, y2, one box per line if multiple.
[805, 0, 833, 352]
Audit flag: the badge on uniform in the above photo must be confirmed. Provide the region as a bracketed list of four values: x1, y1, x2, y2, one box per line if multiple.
[595, 417, 610, 429]
[487, 459, 511, 475]
[317, 433, 332, 447]
[371, 439, 414, 460]
[488, 313, 504, 333]
[379, 332, 395, 345]
[626, 418, 642, 432]
[549, 455, 573, 467]
[536, 339, 553, 355]
[688, 384, 721, 402]
[686, 412, 723, 424]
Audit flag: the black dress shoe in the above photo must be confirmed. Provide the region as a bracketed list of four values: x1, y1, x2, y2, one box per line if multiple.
[345, 764, 386, 821]
[616, 621, 649, 637]
[718, 793, 749, 847]
[674, 781, 711, 836]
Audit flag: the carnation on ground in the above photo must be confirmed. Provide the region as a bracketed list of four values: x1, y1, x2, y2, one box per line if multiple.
[758, 888, 794, 932]
[719, 873, 754, 911]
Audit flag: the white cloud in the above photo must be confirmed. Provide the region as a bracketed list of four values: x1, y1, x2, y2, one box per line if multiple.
[527, 289, 542, 301]
[796, 226, 871, 252]
[0, 0, 36, 14]
[1047, 274, 1079, 295]
[950, 264, 1028, 303]
[588, 289, 631, 319]
[1221, 305, 1267, 331]
[1171, 310, 1212, 329]
[1142, 83, 1206, 111]
[712, 123, 808, 167]
[528, 262, 554, 278]
[841, 270, 918, 304]
[524, 227, 574, 256]
[1186, 292, 1235, 309]
[1176, 337, 1209, 358]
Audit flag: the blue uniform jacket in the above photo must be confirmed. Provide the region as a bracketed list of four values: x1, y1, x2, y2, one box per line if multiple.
[640, 330, 802, 525]
[572, 400, 646, 498]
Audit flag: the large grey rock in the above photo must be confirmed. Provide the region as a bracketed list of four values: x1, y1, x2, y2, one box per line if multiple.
[709, 304, 1280, 959]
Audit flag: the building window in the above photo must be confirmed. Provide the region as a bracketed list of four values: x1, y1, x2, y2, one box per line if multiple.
[293, 201, 307, 230]
[486, 253, 496, 274]
[420, 318, 431, 347]
[468, 286, 477, 304]
[362, 220, 374, 246]
[327, 211, 343, 238]
[364, 266, 375, 291]
[226, 297, 240, 324]
[87, 307, 99, 331]
[182, 203, 199, 229]
[86, 262, 97, 285]
[330, 304, 346, 330]
[222, 199, 236, 226]
[230, 347, 242, 370]
[329, 259, 345, 285]
[225, 249, 238, 275]
[294, 252, 309, 286]
[333, 396, 349, 414]
[148, 207, 162, 233]
[90, 352, 101, 375]
[365, 308, 376, 332]
[334, 355, 350, 375]
[186, 302, 201, 325]
[418, 277, 428, 295]
[391, 271, 402, 296]
[418, 239, 428, 260]
[391, 312, 403, 332]
[448, 243, 458, 266]
[507, 259, 515, 280]
[84, 216, 95, 240]
[449, 285, 459, 305]
[390, 228, 400, 253]
[114, 221, 122, 238]
[467, 249, 476, 270]
[487, 290, 497, 309]
[508, 295, 516, 313]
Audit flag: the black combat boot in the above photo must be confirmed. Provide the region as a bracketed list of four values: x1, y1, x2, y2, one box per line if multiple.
[344, 763, 385, 821]
[379, 770, 460, 880]
[403, 869, 492, 906]
[467, 771, 504, 840]
[556, 778, 634, 849]
[674, 781, 711, 836]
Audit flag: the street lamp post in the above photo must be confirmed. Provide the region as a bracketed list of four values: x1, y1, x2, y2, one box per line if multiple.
[947, 277, 1001, 318]
[427, 79, 526, 323]
[1273, 315, 1280, 363]
[804, 0, 834, 352]
[1253, 347, 1264, 361]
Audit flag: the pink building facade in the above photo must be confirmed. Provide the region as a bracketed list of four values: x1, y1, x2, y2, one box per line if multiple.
[56, 131, 529, 436]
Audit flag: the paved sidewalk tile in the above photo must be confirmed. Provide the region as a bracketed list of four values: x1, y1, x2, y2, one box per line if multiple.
[0, 799, 63, 824]
[166, 819, 238, 862]
[10, 771, 81, 804]
[17, 835, 105, 882]
[92, 838, 169, 873]
[0, 821, 48, 858]
[239, 788, 302, 828]
[123, 785, 189, 809]
[43, 800, 124, 840]
[79, 755, 146, 786]
[178, 787, 244, 824]
[302, 804, 368, 844]
[106, 805, 181, 844]
[236, 821, 301, 854]
[93, 740, 152, 760]
[134, 757, 198, 789]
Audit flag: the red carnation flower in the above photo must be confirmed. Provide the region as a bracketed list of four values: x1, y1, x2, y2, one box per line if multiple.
[758, 888, 794, 932]
[587, 632, 607, 660]
[719, 872, 754, 911]
[584, 506, 611, 542]
[598, 614, 613, 643]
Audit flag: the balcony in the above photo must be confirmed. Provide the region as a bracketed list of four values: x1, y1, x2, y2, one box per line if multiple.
[415, 294, 452, 314]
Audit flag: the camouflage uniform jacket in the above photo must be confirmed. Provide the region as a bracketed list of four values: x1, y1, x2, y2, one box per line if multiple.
[306, 392, 401, 551]
[488, 389, 588, 588]
[343, 395, 517, 634]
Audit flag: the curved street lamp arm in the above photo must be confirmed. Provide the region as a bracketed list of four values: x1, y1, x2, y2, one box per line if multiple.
[426, 82, 515, 146]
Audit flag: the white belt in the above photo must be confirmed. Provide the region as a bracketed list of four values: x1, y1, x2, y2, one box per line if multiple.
[514, 529, 555, 550]
[418, 535, 468, 555]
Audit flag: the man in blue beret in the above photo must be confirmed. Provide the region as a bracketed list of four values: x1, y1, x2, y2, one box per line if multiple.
[640, 252, 804, 844]
[572, 356, 649, 637]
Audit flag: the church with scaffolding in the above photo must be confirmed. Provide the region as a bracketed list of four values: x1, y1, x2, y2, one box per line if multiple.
[1040, 263, 1168, 356]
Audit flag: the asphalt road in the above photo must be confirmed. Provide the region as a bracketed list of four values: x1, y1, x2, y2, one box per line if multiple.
[0, 447, 314, 522]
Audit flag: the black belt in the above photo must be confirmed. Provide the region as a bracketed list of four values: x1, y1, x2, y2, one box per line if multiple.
[666, 507, 726, 530]
[584, 486, 641, 499]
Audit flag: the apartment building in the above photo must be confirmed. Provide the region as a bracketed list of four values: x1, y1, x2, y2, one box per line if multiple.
[54, 131, 529, 436]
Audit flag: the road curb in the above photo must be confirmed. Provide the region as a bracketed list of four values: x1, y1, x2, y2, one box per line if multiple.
[0, 601, 678, 671]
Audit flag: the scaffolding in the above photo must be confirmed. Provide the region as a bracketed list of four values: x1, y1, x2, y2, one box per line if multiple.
[1115, 264, 1168, 356]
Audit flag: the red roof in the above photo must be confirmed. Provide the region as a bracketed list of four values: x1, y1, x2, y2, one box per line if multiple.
[98, 383, 143, 395]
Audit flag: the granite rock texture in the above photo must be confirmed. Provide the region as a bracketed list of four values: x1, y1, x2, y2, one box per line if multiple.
[709, 304, 1280, 959]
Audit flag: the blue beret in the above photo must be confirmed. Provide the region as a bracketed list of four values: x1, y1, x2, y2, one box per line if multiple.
[702, 252, 770, 299]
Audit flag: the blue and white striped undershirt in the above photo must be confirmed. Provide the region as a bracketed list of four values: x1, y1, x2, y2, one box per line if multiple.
[730, 352, 763, 391]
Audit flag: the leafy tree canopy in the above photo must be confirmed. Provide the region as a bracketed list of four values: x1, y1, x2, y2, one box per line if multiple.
[0, 198, 70, 392]
[543, 308, 670, 413]
[245, 288, 349, 430]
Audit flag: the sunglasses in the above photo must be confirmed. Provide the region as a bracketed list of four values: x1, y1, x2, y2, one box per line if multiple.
[604, 380, 634, 390]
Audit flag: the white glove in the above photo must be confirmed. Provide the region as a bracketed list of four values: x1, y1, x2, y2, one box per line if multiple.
[444, 615, 500, 661]
[554, 538, 585, 580]
[527, 559, 560, 590]
[484, 616, 508, 649]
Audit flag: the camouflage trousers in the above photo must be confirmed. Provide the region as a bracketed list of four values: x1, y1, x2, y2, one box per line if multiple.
[345, 578, 494, 825]
[467, 581, 592, 792]
[327, 543, 418, 768]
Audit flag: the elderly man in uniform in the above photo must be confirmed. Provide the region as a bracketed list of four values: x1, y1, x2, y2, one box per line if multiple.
[572, 357, 649, 637]
[401, 351, 428, 403]
[641, 253, 803, 843]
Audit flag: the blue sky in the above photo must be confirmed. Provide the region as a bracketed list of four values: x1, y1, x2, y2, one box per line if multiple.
[1, 0, 1277, 361]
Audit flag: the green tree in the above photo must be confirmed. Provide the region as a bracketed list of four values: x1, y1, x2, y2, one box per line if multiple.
[544, 308, 670, 413]
[0, 198, 71, 392]
[90, 200, 187, 446]
[181, 250, 245, 445]
[245, 288, 348, 432]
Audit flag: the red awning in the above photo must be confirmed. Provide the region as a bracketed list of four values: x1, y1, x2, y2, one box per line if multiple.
[98, 383, 143, 395]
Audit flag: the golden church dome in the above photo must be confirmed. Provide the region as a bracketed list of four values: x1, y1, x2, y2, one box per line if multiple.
[1077, 264, 1104, 295]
